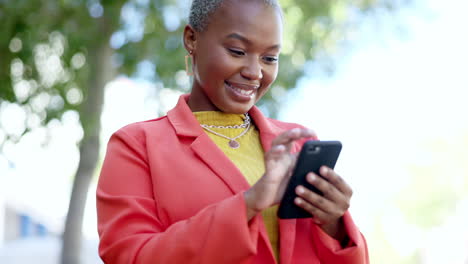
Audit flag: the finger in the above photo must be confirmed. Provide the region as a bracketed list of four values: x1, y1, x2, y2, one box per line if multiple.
[270, 129, 300, 149]
[295, 185, 336, 214]
[319, 166, 353, 197]
[288, 152, 299, 175]
[270, 144, 286, 154]
[265, 144, 287, 162]
[265, 144, 295, 173]
[273, 129, 315, 154]
[306, 172, 346, 204]
[294, 197, 332, 224]
[271, 128, 316, 148]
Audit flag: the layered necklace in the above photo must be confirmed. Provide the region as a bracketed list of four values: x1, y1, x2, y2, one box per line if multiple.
[200, 113, 251, 149]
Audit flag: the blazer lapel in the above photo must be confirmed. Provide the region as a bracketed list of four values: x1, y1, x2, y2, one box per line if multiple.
[248, 106, 277, 152]
[191, 134, 251, 193]
[167, 94, 251, 194]
[249, 106, 301, 264]
[168, 95, 301, 263]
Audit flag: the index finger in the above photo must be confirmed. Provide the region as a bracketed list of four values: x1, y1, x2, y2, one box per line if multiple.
[319, 166, 353, 197]
[271, 128, 316, 148]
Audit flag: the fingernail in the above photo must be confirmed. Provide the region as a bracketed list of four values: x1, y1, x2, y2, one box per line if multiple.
[291, 128, 300, 134]
[321, 166, 328, 175]
[275, 145, 285, 151]
[295, 197, 302, 205]
[296, 186, 304, 194]
[308, 173, 315, 182]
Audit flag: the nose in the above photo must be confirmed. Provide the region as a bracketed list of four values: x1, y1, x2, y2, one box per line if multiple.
[240, 58, 263, 81]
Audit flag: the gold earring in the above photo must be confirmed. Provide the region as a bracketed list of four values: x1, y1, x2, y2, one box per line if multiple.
[185, 51, 193, 76]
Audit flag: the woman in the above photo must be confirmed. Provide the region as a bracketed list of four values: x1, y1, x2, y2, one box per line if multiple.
[96, 0, 369, 263]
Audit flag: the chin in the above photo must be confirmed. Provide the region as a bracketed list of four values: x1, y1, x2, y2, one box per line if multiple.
[219, 103, 253, 114]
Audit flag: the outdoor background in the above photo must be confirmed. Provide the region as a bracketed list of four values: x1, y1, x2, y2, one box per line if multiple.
[1, 0, 467, 263]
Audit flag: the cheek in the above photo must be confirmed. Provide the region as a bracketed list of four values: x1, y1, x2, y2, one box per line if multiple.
[255, 66, 277, 99]
[263, 65, 278, 86]
[197, 48, 235, 81]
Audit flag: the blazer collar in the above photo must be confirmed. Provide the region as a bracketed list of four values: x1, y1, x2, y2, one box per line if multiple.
[167, 94, 285, 150]
[167, 94, 252, 194]
[166, 94, 205, 138]
[168, 94, 298, 262]
[166, 94, 288, 192]
[248, 105, 283, 153]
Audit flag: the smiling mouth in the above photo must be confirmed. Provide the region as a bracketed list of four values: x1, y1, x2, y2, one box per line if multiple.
[225, 81, 259, 97]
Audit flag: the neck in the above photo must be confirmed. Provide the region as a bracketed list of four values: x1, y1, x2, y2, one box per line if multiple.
[187, 86, 220, 112]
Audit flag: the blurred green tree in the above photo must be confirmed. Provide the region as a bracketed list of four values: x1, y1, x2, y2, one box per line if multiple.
[0, 0, 405, 263]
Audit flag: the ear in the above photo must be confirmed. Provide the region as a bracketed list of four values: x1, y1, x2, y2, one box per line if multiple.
[183, 25, 197, 53]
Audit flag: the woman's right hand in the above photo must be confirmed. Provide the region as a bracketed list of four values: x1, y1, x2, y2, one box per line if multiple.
[244, 128, 316, 220]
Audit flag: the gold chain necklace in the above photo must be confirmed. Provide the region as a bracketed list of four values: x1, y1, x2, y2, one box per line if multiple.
[200, 113, 250, 149]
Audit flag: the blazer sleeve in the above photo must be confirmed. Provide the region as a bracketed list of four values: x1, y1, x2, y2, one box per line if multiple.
[96, 129, 260, 264]
[310, 211, 369, 263]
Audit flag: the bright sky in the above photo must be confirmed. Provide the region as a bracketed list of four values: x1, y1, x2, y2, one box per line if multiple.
[1, 0, 467, 262]
[278, 0, 468, 261]
[282, 0, 468, 204]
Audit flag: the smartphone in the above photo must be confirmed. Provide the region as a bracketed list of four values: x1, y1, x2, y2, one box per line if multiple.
[277, 140, 342, 219]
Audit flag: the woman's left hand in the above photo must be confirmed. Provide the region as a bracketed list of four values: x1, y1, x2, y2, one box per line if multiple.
[294, 166, 353, 241]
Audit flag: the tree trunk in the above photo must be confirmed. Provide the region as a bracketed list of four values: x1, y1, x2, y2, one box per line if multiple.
[60, 15, 115, 264]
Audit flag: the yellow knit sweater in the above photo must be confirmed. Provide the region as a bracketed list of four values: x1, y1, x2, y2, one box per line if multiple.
[193, 111, 279, 261]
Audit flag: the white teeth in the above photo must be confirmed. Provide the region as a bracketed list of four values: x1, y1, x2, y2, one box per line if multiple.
[236, 88, 252, 95]
[226, 82, 255, 96]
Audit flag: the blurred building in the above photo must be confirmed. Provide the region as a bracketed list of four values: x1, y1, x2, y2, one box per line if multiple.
[0, 158, 102, 263]
[0, 156, 65, 245]
[1, 205, 51, 244]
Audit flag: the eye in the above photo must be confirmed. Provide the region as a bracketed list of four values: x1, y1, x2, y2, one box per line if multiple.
[263, 56, 279, 64]
[228, 48, 245, 56]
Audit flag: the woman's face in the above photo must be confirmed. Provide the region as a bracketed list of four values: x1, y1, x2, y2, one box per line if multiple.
[185, 0, 283, 114]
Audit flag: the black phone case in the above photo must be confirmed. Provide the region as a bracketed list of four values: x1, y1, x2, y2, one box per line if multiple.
[277, 140, 342, 219]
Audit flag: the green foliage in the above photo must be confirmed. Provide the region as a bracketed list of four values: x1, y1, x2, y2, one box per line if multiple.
[0, 2, 410, 262]
[0, 0, 403, 143]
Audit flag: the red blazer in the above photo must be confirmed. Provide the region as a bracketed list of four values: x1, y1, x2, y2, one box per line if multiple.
[97, 94, 369, 264]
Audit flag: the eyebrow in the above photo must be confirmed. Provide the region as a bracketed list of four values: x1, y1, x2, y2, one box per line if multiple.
[226, 33, 281, 50]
